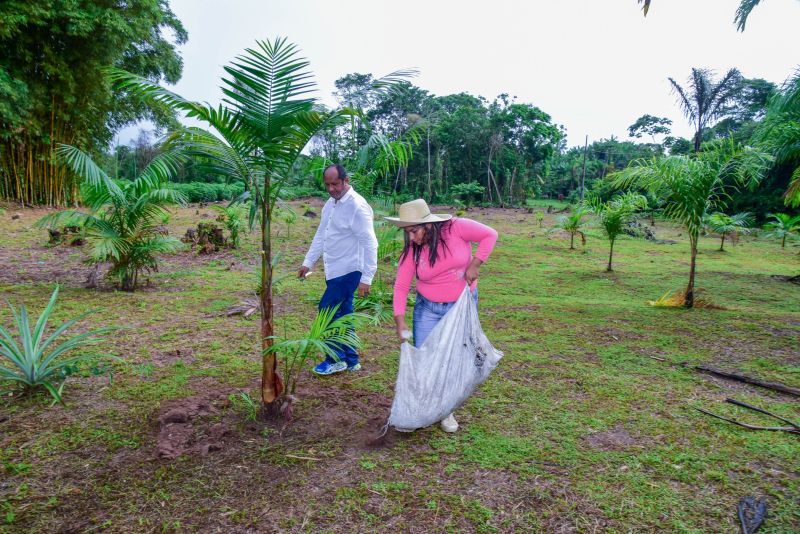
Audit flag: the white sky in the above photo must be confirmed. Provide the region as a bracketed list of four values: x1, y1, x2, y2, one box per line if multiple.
[119, 0, 800, 149]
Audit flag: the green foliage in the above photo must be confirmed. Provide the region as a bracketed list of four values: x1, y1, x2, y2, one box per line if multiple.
[669, 68, 743, 152]
[628, 114, 672, 142]
[36, 145, 186, 291]
[703, 211, 753, 250]
[228, 391, 259, 423]
[266, 306, 365, 397]
[213, 204, 247, 248]
[755, 72, 800, 207]
[375, 225, 403, 264]
[353, 277, 411, 325]
[587, 192, 647, 270]
[0, 0, 186, 204]
[612, 140, 770, 306]
[0, 286, 116, 403]
[169, 182, 245, 203]
[554, 207, 589, 249]
[274, 205, 298, 239]
[763, 212, 800, 247]
[450, 182, 486, 208]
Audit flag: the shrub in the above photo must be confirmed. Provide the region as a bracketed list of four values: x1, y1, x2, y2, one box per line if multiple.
[0, 286, 116, 403]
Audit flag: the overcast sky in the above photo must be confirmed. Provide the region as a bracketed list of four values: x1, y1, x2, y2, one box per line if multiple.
[120, 0, 799, 149]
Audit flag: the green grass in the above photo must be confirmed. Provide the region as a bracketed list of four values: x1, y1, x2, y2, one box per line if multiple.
[0, 204, 798, 532]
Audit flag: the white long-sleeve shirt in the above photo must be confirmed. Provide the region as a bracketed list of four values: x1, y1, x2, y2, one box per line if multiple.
[302, 187, 378, 285]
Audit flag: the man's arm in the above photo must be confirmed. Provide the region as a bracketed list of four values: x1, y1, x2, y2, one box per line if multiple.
[353, 203, 378, 294]
[299, 205, 326, 277]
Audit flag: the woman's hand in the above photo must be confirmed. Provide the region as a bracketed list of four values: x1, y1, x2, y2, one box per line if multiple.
[395, 316, 411, 344]
[464, 257, 483, 284]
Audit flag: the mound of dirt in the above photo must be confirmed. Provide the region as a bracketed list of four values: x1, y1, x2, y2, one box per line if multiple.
[156, 393, 232, 459]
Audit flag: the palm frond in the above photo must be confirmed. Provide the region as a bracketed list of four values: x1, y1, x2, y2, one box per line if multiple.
[734, 0, 763, 31]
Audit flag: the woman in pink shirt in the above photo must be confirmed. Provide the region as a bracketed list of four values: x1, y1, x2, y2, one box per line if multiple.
[386, 199, 498, 432]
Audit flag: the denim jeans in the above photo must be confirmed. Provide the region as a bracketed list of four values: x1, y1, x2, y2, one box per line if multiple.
[412, 289, 478, 348]
[318, 270, 361, 366]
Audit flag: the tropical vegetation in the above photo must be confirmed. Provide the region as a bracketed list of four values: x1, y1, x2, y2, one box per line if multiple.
[37, 145, 186, 291]
[0, 286, 115, 403]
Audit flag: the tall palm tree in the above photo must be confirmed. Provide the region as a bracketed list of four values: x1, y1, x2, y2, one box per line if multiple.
[669, 68, 742, 152]
[612, 140, 769, 307]
[109, 38, 411, 407]
[108, 39, 354, 405]
[756, 72, 800, 207]
[37, 145, 186, 291]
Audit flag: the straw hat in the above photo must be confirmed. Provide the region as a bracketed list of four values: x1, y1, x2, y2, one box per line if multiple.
[384, 199, 452, 227]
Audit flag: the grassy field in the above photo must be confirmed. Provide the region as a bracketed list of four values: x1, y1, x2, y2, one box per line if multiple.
[0, 200, 798, 533]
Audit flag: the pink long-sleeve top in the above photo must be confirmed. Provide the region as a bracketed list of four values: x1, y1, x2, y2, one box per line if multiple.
[393, 218, 498, 316]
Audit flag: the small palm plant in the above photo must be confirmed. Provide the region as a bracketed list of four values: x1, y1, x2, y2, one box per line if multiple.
[588, 192, 647, 271]
[555, 207, 588, 249]
[275, 205, 298, 239]
[213, 204, 246, 248]
[265, 306, 364, 416]
[535, 210, 544, 228]
[0, 286, 116, 403]
[763, 213, 800, 248]
[704, 211, 753, 251]
[37, 145, 186, 291]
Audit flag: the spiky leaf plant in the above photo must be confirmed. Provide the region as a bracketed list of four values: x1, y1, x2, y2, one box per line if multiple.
[0, 286, 116, 403]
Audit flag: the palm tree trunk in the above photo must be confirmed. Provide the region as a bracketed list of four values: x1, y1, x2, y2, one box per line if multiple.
[782, 235, 786, 248]
[684, 237, 697, 308]
[260, 180, 283, 406]
[720, 234, 725, 251]
[607, 238, 615, 271]
[570, 233, 575, 250]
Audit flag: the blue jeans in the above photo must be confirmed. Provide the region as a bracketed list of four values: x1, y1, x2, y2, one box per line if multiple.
[319, 271, 361, 366]
[412, 290, 478, 348]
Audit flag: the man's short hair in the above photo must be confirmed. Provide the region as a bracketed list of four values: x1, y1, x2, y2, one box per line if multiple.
[324, 164, 348, 181]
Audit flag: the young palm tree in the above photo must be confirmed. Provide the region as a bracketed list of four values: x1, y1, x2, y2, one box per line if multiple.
[108, 38, 412, 407]
[555, 207, 588, 249]
[613, 140, 769, 307]
[265, 305, 364, 418]
[588, 192, 647, 271]
[704, 211, 753, 251]
[755, 72, 800, 207]
[763, 213, 800, 248]
[37, 145, 185, 291]
[668, 68, 742, 152]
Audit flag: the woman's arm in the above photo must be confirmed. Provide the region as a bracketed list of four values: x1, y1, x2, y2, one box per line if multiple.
[454, 218, 498, 262]
[392, 251, 415, 320]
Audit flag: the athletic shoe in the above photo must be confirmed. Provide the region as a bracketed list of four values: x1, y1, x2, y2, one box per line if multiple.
[312, 360, 347, 376]
[347, 362, 362, 372]
[440, 413, 459, 433]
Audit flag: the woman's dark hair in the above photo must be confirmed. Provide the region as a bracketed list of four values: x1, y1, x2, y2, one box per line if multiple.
[399, 219, 453, 269]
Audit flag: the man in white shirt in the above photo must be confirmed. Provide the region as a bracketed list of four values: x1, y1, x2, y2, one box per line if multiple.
[298, 164, 378, 375]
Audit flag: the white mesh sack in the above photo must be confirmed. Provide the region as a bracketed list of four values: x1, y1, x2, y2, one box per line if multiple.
[388, 286, 503, 431]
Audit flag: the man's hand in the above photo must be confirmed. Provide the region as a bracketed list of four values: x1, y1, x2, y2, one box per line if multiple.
[298, 266, 310, 279]
[357, 282, 371, 298]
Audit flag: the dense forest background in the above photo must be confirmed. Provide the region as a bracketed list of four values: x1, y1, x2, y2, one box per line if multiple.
[1, 0, 798, 221]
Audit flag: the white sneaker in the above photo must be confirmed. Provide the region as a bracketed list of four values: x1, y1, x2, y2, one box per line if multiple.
[440, 413, 458, 433]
